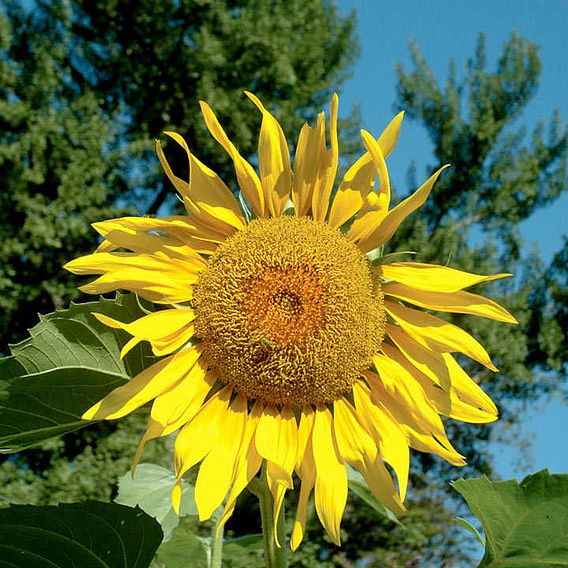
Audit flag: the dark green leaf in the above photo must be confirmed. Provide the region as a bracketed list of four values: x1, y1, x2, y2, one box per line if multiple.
[0, 501, 163, 568]
[0, 294, 154, 453]
[452, 469, 568, 567]
[116, 463, 198, 541]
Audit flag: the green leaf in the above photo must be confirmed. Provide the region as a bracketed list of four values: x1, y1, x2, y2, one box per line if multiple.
[116, 463, 198, 541]
[0, 294, 154, 453]
[155, 525, 208, 568]
[0, 500, 163, 567]
[454, 516, 484, 546]
[452, 469, 568, 568]
[347, 466, 403, 526]
[224, 533, 264, 554]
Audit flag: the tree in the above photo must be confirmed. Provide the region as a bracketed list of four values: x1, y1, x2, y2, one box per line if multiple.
[393, 32, 566, 403]
[64, 0, 359, 214]
[0, 0, 125, 349]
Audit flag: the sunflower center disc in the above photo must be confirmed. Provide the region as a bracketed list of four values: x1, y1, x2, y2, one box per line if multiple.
[193, 216, 386, 406]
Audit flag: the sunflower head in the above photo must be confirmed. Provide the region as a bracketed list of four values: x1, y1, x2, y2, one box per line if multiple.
[193, 215, 386, 406]
[65, 91, 516, 550]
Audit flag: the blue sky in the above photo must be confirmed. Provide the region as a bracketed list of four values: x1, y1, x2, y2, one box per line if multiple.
[336, 0, 567, 479]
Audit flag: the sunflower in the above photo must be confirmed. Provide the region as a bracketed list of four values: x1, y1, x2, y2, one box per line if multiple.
[65, 92, 516, 549]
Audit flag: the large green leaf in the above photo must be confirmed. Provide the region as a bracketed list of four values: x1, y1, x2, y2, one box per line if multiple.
[0, 294, 154, 453]
[116, 463, 198, 541]
[0, 501, 163, 567]
[154, 525, 208, 568]
[453, 469, 568, 568]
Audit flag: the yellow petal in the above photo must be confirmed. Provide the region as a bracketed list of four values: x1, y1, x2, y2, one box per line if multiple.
[442, 353, 499, 416]
[386, 323, 450, 389]
[354, 165, 450, 252]
[311, 93, 339, 223]
[79, 271, 197, 304]
[150, 359, 215, 435]
[373, 350, 447, 442]
[199, 100, 265, 217]
[132, 418, 164, 475]
[383, 282, 517, 323]
[245, 92, 292, 218]
[380, 261, 512, 293]
[158, 131, 245, 235]
[334, 398, 404, 514]
[292, 113, 326, 217]
[364, 370, 466, 466]
[255, 406, 298, 543]
[93, 224, 199, 260]
[291, 407, 316, 551]
[386, 325, 498, 418]
[82, 347, 201, 421]
[93, 215, 225, 255]
[270, 408, 298, 541]
[328, 112, 404, 229]
[385, 300, 498, 372]
[384, 344, 497, 424]
[361, 129, 390, 211]
[378, 111, 405, 157]
[93, 309, 196, 358]
[65, 251, 205, 275]
[195, 395, 247, 521]
[185, 150, 245, 232]
[342, 130, 392, 243]
[216, 402, 263, 532]
[352, 381, 410, 500]
[65, 251, 206, 304]
[312, 406, 347, 546]
[346, 207, 389, 247]
[156, 138, 190, 198]
[295, 406, 316, 476]
[173, 385, 233, 482]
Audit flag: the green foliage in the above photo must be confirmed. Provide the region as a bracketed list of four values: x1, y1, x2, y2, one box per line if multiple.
[393, 32, 567, 464]
[64, 0, 359, 213]
[116, 463, 198, 541]
[0, 501, 163, 567]
[533, 238, 568, 376]
[154, 524, 209, 568]
[396, 33, 566, 239]
[0, 1, 127, 351]
[0, 294, 152, 452]
[453, 470, 568, 567]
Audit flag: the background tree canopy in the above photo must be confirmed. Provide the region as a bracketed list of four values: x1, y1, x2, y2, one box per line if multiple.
[0, 1, 566, 566]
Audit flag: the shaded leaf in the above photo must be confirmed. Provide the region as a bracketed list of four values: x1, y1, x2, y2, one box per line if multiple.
[452, 469, 568, 567]
[116, 463, 198, 541]
[0, 501, 162, 567]
[0, 294, 154, 453]
[224, 533, 264, 554]
[155, 525, 208, 568]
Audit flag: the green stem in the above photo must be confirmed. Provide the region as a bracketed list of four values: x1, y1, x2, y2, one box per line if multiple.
[210, 513, 224, 568]
[249, 468, 288, 568]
